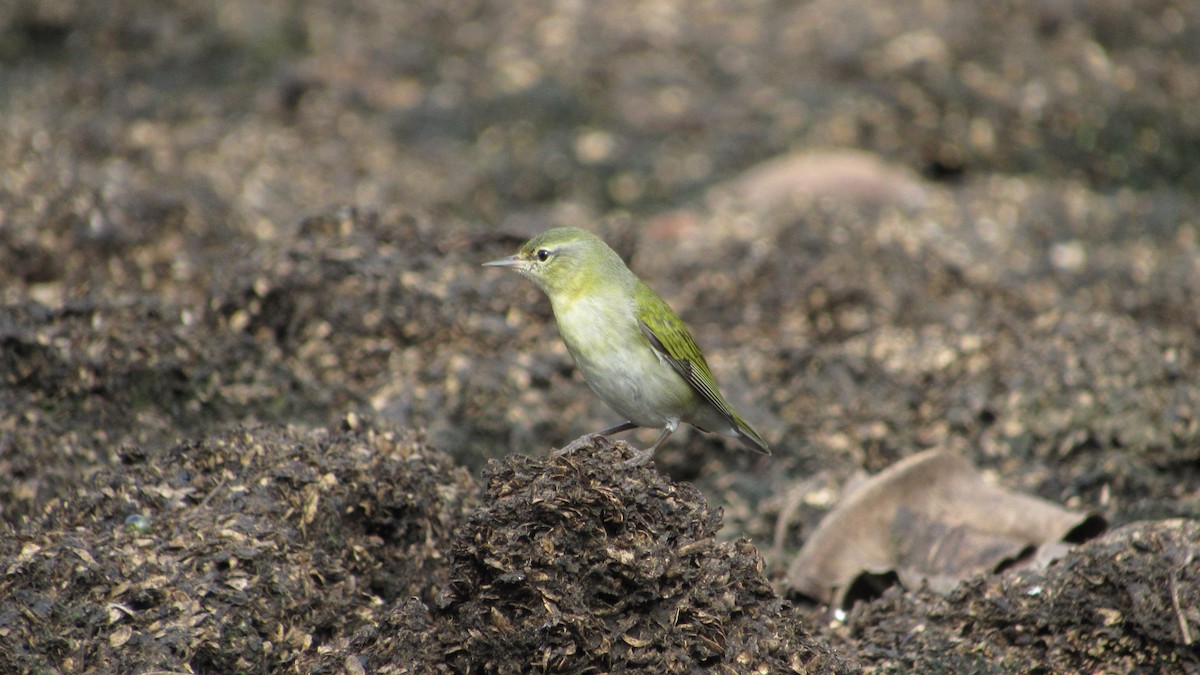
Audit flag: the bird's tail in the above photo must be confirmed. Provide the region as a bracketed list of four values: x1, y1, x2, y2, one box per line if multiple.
[734, 418, 771, 455]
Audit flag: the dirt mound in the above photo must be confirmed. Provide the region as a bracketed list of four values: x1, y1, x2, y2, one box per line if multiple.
[844, 519, 1200, 673]
[308, 436, 849, 673]
[1, 419, 479, 673]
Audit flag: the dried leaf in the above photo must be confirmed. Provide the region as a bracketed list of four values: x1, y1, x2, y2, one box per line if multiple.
[785, 450, 1106, 607]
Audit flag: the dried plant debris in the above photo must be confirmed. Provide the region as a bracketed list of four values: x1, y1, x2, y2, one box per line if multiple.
[1, 1, 1198, 673]
[786, 450, 1107, 607]
[322, 437, 850, 674]
[0, 418, 480, 674]
[841, 519, 1200, 674]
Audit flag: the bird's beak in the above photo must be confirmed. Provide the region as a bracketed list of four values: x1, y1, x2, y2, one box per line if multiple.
[482, 254, 527, 269]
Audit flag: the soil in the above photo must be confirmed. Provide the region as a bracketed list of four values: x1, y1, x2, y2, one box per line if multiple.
[2, 1, 1198, 672]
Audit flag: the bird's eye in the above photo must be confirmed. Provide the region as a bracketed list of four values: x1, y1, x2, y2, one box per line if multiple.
[535, 248, 551, 262]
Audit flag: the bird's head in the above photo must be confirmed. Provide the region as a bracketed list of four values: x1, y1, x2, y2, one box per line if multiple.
[483, 227, 628, 299]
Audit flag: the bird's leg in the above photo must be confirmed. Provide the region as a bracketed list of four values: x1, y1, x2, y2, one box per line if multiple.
[555, 421, 639, 455]
[620, 421, 676, 467]
[596, 421, 639, 437]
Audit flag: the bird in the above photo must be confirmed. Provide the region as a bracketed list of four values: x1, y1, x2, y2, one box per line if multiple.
[483, 227, 770, 465]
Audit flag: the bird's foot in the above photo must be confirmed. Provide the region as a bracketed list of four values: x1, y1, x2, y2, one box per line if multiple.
[553, 422, 639, 457]
[619, 445, 655, 468]
[553, 433, 606, 457]
[617, 424, 670, 467]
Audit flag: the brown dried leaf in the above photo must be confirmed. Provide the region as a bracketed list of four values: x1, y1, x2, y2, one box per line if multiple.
[786, 450, 1106, 607]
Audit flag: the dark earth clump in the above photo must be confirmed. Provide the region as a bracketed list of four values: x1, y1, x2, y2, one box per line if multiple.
[2, 0, 1199, 672]
[1, 419, 480, 673]
[843, 519, 1200, 673]
[309, 437, 847, 673]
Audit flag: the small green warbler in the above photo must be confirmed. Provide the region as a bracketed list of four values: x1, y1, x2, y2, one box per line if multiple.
[484, 227, 770, 464]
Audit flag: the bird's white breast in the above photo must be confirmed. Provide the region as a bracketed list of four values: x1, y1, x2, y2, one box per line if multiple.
[552, 293, 696, 429]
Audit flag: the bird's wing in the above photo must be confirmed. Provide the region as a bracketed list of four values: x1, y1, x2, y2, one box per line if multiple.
[635, 294, 738, 425]
[635, 289, 771, 454]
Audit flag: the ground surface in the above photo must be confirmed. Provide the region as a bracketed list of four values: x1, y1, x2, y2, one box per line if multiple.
[1, 1, 1198, 672]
